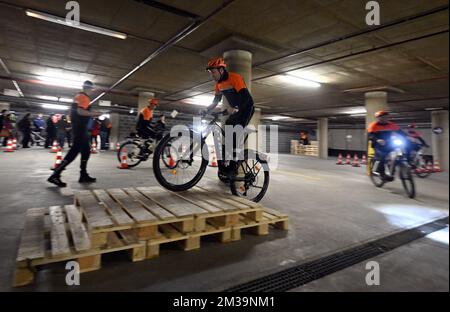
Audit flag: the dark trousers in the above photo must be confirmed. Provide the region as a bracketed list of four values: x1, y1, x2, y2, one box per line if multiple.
[57, 133, 66, 148]
[100, 131, 108, 150]
[52, 132, 91, 176]
[45, 132, 56, 148]
[21, 131, 31, 148]
[375, 148, 393, 176]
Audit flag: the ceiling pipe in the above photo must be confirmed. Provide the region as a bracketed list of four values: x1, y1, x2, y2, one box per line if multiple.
[134, 0, 200, 20]
[169, 29, 449, 104]
[163, 5, 449, 101]
[90, 0, 236, 105]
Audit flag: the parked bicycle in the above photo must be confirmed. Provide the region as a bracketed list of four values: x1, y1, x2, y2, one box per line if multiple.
[370, 135, 415, 198]
[152, 111, 269, 202]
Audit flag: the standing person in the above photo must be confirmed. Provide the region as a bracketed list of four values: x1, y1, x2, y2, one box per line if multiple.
[45, 114, 57, 148]
[56, 115, 68, 148]
[0, 109, 11, 146]
[65, 115, 72, 148]
[154, 114, 166, 140]
[2, 112, 15, 146]
[105, 117, 112, 150]
[99, 116, 108, 150]
[89, 118, 101, 147]
[18, 113, 32, 148]
[33, 113, 45, 134]
[47, 80, 102, 187]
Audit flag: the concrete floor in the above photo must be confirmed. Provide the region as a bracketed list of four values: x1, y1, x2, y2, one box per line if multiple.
[0, 148, 448, 291]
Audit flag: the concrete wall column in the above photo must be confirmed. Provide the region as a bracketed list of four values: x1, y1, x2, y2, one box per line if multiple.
[223, 50, 259, 150]
[109, 112, 120, 149]
[431, 110, 449, 171]
[365, 91, 388, 130]
[318, 118, 328, 159]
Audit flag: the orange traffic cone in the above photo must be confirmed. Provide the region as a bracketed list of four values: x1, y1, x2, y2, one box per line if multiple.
[345, 153, 351, 165]
[433, 160, 442, 172]
[361, 154, 367, 165]
[4, 139, 14, 152]
[51, 140, 58, 153]
[352, 154, 360, 167]
[51, 147, 63, 170]
[91, 141, 98, 154]
[209, 149, 218, 167]
[425, 161, 433, 173]
[12, 138, 17, 150]
[118, 148, 129, 169]
[336, 153, 344, 165]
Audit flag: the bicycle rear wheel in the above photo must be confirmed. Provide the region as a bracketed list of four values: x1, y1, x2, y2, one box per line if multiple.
[414, 157, 432, 178]
[117, 141, 143, 168]
[400, 162, 415, 198]
[230, 150, 270, 203]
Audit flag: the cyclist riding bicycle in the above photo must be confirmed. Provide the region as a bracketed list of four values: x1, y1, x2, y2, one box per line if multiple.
[367, 110, 409, 181]
[202, 57, 255, 176]
[136, 98, 159, 140]
[405, 123, 430, 164]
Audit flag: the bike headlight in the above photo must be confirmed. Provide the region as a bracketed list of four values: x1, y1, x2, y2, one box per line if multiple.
[393, 139, 404, 146]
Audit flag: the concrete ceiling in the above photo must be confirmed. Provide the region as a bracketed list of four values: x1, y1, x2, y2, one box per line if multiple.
[0, 0, 448, 126]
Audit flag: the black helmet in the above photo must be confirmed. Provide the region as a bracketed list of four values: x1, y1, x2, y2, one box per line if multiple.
[83, 80, 94, 89]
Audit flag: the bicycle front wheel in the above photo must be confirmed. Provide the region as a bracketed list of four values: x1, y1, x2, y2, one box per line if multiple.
[153, 132, 208, 192]
[369, 158, 385, 188]
[400, 162, 415, 198]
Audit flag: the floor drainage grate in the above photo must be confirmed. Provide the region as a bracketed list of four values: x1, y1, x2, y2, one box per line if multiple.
[224, 217, 449, 292]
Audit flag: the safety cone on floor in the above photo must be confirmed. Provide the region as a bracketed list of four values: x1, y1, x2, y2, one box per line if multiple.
[12, 138, 17, 150]
[51, 147, 63, 170]
[91, 142, 98, 154]
[4, 139, 14, 152]
[433, 160, 442, 172]
[336, 153, 344, 165]
[361, 154, 367, 165]
[209, 149, 218, 167]
[352, 154, 360, 167]
[51, 140, 58, 153]
[117, 148, 129, 169]
[116, 142, 120, 152]
[345, 153, 351, 165]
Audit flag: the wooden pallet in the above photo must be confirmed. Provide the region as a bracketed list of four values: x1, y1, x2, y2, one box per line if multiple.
[74, 186, 263, 241]
[13, 206, 144, 287]
[14, 187, 288, 287]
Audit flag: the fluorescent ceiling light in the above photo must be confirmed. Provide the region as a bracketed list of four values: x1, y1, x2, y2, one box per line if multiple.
[280, 75, 321, 88]
[343, 107, 367, 115]
[37, 70, 90, 89]
[184, 95, 214, 106]
[349, 113, 367, 117]
[25, 9, 127, 40]
[42, 104, 69, 110]
[425, 107, 444, 111]
[59, 98, 73, 103]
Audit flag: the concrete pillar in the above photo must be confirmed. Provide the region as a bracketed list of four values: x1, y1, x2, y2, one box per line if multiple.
[223, 50, 252, 92]
[431, 110, 449, 171]
[138, 92, 155, 113]
[365, 91, 388, 130]
[223, 50, 259, 150]
[109, 112, 120, 149]
[0, 102, 10, 111]
[318, 118, 328, 159]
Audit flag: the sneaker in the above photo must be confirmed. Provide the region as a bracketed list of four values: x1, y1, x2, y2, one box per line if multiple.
[79, 174, 96, 183]
[47, 175, 67, 187]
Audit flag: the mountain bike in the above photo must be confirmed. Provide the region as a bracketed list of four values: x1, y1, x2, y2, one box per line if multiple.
[370, 135, 415, 198]
[152, 111, 270, 202]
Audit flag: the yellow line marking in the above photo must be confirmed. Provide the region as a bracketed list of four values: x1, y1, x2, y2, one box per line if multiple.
[273, 169, 322, 181]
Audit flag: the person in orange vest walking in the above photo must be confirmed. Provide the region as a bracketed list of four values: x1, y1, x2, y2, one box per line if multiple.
[47, 81, 102, 187]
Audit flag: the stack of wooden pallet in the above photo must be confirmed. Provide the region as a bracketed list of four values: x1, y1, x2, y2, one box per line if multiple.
[291, 140, 319, 157]
[13, 186, 288, 287]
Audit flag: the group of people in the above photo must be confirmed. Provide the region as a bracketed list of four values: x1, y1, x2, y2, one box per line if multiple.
[88, 116, 112, 150]
[48, 57, 254, 187]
